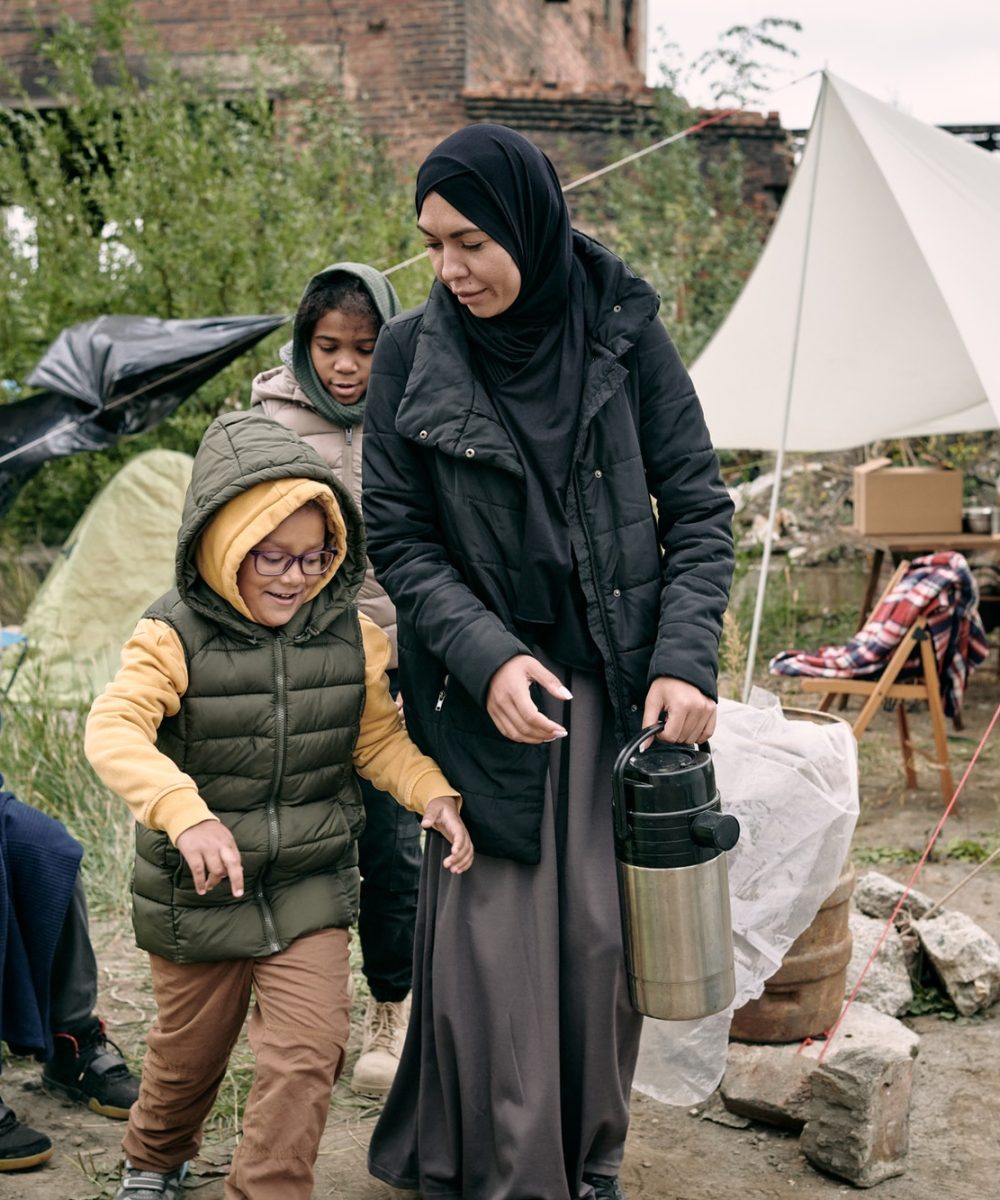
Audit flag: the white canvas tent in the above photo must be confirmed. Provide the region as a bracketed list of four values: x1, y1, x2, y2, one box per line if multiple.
[688, 73, 1000, 694]
[692, 72, 1000, 450]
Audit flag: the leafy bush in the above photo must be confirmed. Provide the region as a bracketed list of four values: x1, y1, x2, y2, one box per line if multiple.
[0, 2, 805, 548]
[0, 1, 428, 543]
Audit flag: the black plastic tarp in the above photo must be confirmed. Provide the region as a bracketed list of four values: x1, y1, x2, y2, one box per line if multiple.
[0, 313, 288, 516]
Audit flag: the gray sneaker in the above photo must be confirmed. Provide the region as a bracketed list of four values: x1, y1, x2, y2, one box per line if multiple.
[115, 1160, 189, 1199]
[582, 1174, 626, 1200]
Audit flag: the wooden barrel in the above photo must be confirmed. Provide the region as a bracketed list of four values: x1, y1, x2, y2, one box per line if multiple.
[729, 707, 855, 1043]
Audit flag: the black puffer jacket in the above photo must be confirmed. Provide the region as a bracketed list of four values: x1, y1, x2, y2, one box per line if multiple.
[363, 234, 734, 863]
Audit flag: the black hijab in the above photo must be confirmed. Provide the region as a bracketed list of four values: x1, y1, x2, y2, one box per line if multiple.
[415, 124, 586, 625]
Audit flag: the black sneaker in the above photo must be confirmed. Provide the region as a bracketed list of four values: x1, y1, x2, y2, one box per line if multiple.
[583, 1174, 626, 1200]
[0, 1100, 54, 1171]
[42, 1017, 139, 1119]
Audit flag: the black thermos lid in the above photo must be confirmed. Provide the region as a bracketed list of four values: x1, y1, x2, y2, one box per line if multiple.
[622, 744, 717, 815]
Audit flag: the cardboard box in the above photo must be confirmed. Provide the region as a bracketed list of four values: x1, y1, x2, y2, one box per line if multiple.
[853, 457, 963, 536]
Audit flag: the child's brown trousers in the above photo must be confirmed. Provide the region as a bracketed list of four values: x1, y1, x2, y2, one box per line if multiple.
[123, 927, 352, 1199]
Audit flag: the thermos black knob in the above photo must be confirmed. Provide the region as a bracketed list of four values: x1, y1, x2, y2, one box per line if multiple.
[690, 811, 740, 852]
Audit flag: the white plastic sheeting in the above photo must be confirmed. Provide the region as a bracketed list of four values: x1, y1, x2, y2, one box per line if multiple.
[690, 73, 1000, 451]
[633, 692, 859, 1106]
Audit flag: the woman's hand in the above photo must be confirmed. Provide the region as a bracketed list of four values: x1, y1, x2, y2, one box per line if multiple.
[642, 676, 717, 746]
[176, 819, 245, 897]
[422, 796, 474, 873]
[486, 654, 572, 743]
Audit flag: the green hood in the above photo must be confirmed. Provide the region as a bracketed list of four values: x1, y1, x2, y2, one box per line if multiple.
[176, 410, 367, 640]
[284, 261, 401, 426]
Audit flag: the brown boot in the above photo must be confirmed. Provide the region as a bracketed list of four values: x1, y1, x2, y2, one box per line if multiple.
[349, 994, 410, 1097]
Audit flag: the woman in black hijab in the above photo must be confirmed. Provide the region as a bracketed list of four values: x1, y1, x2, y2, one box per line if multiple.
[363, 124, 734, 1200]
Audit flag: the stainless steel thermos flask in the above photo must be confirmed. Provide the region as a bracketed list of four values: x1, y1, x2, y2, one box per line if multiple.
[612, 722, 740, 1020]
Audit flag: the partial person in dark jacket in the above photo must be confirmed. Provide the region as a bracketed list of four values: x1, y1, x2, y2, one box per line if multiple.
[86, 411, 471, 1200]
[251, 263, 421, 1098]
[363, 125, 734, 1200]
[0, 781, 139, 1173]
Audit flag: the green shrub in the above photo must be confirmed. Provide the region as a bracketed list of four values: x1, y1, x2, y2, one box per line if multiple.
[0, 1, 425, 543]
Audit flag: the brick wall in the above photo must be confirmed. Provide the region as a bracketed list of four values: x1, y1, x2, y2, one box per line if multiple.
[1, 2, 787, 204]
[1, 0, 648, 167]
[694, 111, 795, 216]
[465, 0, 644, 92]
[1, 0, 470, 161]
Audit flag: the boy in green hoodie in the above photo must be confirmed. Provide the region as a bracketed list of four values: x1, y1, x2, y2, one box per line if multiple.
[86, 410, 471, 1200]
[251, 263, 420, 1095]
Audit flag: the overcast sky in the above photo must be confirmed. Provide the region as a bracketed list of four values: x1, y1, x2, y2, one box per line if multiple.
[645, 1, 1000, 130]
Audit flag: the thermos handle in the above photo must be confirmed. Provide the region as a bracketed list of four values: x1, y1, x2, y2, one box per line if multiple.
[612, 719, 710, 840]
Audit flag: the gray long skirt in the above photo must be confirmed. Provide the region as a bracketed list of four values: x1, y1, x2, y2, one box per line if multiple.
[367, 661, 643, 1200]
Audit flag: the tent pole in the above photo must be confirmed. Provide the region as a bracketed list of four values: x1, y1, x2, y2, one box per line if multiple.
[740, 74, 830, 704]
[741, 447, 788, 702]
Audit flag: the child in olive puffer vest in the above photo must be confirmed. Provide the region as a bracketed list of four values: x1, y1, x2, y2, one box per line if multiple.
[85, 410, 471, 1200]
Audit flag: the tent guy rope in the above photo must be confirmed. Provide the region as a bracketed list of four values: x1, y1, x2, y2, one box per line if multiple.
[921, 843, 1000, 922]
[383, 69, 821, 277]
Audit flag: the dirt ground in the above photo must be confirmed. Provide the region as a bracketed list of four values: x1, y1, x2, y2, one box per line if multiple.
[3, 673, 999, 1200]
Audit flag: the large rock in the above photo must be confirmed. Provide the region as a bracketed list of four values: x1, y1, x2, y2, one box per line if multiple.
[723, 1002, 920, 1188]
[799, 1002, 920, 1188]
[847, 911, 914, 1017]
[721, 1042, 815, 1130]
[854, 871, 933, 923]
[914, 910, 1000, 1016]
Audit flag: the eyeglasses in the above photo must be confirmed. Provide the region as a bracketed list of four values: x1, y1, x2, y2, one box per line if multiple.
[247, 548, 336, 577]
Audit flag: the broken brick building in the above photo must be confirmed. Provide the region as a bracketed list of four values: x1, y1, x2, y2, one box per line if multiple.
[1, 0, 792, 209]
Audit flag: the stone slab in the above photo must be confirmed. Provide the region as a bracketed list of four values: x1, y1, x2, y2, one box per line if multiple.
[847, 911, 914, 1017]
[854, 871, 933, 923]
[799, 1002, 919, 1188]
[723, 1002, 920, 1187]
[914, 910, 1000, 1016]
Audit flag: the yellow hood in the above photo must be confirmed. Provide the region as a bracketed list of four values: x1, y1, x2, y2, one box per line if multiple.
[195, 477, 348, 622]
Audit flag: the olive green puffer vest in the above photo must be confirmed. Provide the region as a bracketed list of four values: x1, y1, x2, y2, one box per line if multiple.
[133, 592, 366, 963]
[131, 408, 371, 964]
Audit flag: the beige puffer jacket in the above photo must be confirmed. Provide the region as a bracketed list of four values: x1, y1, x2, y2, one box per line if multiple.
[251, 363, 398, 666]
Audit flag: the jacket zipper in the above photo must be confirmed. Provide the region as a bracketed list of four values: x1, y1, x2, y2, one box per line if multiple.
[257, 633, 287, 954]
[572, 472, 631, 725]
[256, 881, 280, 950]
[343, 424, 354, 492]
[435, 673, 450, 712]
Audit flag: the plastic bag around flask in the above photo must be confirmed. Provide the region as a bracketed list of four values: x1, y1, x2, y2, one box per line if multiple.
[632, 689, 859, 1106]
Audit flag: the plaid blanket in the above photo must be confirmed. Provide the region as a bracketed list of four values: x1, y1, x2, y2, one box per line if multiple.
[769, 552, 989, 718]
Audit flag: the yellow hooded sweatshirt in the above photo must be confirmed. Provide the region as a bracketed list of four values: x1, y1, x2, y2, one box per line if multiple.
[85, 476, 458, 847]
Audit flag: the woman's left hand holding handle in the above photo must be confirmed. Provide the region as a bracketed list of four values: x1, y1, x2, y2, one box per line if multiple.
[642, 676, 717, 745]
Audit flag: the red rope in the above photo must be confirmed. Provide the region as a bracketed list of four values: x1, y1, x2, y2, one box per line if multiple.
[810, 701, 1000, 1062]
[685, 107, 742, 134]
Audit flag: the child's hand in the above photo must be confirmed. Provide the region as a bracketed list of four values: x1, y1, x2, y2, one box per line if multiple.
[421, 796, 474, 874]
[176, 819, 245, 897]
